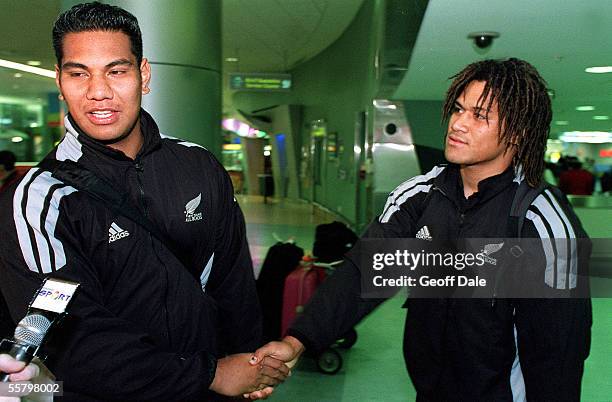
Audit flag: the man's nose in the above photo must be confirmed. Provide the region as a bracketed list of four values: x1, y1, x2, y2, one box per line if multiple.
[86, 75, 113, 101]
[451, 113, 469, 132]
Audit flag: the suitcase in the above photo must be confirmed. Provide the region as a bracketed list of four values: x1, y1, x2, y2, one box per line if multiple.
[280, 257, 327, 337]
[281, 257, 356, 375]
[257, 242, 304, 342]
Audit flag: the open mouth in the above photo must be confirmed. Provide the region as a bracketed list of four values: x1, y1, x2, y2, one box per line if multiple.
[87, 110, 119, 125]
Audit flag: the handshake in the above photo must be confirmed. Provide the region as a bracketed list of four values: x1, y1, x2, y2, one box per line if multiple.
[211, 336, 305, 400]
[0, 336, 306, 401]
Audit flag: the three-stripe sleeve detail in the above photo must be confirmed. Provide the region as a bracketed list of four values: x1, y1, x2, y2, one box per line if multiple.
[160, 133, 207, 150]
[525, 190, 577, 289]
[379, 166, 445, 224]
[13, 169, 77, 274]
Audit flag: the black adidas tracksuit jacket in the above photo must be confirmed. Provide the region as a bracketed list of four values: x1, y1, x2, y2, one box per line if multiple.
[288, 164, 592, 402]
[0, 110, 262, 401]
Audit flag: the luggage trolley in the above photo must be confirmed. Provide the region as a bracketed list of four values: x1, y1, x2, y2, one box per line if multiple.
[281, 256, 358, 375]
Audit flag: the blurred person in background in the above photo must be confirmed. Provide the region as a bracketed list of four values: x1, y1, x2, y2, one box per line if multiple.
[0, 151, 21, 193]
[600, 168, 612, 194]
[559, 156, 595, 195]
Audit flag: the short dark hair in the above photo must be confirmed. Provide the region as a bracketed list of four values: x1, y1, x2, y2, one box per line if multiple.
[52, 1, 143, 66]
[0, 150, 16, 171]
[442, 58, 552, 187]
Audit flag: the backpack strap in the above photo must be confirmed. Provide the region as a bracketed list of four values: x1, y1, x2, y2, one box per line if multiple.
[509, 180, 548, 237]
[37, 159, 186, 268]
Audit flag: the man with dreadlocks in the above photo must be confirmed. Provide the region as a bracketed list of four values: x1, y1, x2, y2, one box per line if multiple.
[248, 58, 592, 401]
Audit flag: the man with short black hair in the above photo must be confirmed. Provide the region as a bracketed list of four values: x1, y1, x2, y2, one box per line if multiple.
[0, 2, 286, 400]
[252, 58, 592, 402]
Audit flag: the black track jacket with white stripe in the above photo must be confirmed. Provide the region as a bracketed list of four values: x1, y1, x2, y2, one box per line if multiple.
[288, 164, 592, 402]
[0, 110, 262, 401]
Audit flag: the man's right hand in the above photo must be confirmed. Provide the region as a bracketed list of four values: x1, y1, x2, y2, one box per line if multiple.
[243, 336, 305, 400]
[209, 353, 290, 397]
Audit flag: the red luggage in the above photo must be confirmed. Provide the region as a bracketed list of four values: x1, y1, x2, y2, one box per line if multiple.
[280, 257, 327, 336]
[279, 256, 357, 375]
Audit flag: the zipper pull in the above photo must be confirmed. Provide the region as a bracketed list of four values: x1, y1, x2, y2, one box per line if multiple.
[134, 161, 144, 172]
[433, 185, 447, 197]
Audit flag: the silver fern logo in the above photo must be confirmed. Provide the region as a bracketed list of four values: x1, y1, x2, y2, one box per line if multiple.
[185, 193, 203, 222]
[481, 242, 504, 265]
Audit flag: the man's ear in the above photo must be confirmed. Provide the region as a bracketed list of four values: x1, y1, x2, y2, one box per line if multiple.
[55, 64, 63, 99]
[140, 58, 151, 94]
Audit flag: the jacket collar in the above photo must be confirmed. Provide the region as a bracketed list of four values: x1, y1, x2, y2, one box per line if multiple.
[61, 108, 161, 163]
[434, 163, 521, 210]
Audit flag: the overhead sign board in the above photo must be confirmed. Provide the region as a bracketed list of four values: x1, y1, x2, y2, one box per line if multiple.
[230, 73, 292, 91]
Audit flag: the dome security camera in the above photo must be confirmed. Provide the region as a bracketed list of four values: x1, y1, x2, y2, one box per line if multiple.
[468, 32, 500, 49]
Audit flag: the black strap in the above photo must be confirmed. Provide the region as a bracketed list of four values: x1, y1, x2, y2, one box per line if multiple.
[501, 179, 549, 264]
[37, 159, 185, 267]
[509, 180, 548, 237]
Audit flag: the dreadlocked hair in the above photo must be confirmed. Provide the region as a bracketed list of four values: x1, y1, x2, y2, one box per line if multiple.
[442, 58, 552, 187]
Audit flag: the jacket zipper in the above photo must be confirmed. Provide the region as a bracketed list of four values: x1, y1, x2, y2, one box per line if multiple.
[134, 160, 173, 343]
[134, 160, 148, 217]
[432, 185, 446, 197]
[432, 185, 465, 228]
[434, 185, 497, 307]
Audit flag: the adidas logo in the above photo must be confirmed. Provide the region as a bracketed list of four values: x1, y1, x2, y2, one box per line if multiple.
[416, 226, 433, 241]
[185, 193, 203, 222]
[109, 222, 130, 243]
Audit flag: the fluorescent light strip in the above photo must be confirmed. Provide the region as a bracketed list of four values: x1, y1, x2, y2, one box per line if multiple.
[559, 131, 612, 144]
[575, 105, 595, 111]
[585, 66, 612, 74]
[372, 143, 415, 152]
[0, 59, 55, 78]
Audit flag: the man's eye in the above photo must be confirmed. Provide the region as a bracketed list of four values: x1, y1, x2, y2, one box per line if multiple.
[476, 114, 487, 120]
[69, 72, 86, 78]
[452, 106, 463, 113]
[110, 70, 126, 75]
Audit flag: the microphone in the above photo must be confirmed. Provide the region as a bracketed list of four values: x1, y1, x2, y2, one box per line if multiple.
[0, 278, 79, 382]
[0, 314, 52, 382]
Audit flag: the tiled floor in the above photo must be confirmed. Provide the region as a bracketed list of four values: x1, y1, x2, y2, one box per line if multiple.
[239, 195, 612, 402]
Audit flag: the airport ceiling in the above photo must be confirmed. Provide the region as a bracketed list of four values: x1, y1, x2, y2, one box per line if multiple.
[0, 0, 363, 100]
[396, 0, 612, 137]
[0, 0, 610, 137]
[0, 1, 60, 99]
